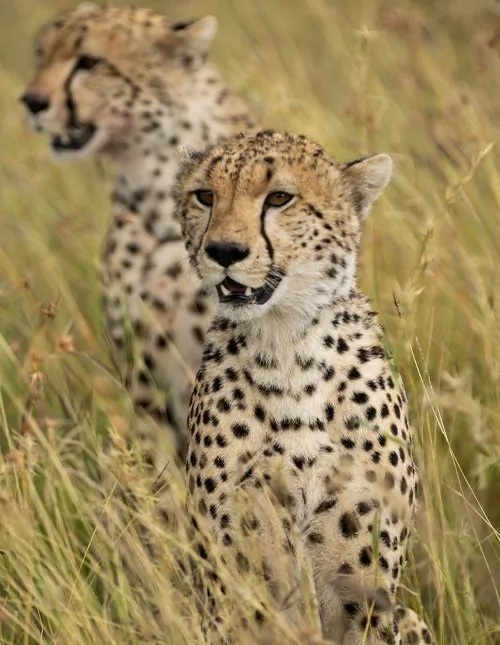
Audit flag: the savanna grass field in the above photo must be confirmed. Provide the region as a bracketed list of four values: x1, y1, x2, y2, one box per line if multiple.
[1, 0, 500, 642]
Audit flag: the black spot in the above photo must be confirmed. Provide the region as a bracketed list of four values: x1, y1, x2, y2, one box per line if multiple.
[227, 338, 239, 354]
[348, 366, 361, 380]
[296, 355, 314, 370]
[166, 262, 182, 279]
[225, 367, 238, 381]
[196, 543, 208, 560]
[356, 501, 372, 515]
[325, 403, 335, 421]
[292, 455, 305, 470]
[216, 434, 228, 448]
[352, 392, 368, 404]
[232, 422, 250, 439]
[340, 512, 360, 538]
[205, 478, 216, 494]
[359, 546, 372, 567]
[314, 498, 337, 514]
[346, 416, 360, 431]
[254, 405, 266, 421]
[344, 602, 360, 617]
[337, 338, 349, 353]
[322, 365, 335, 381]
[126, 242, 140, 254]
[156, 335, 168, 349]
[379, 555, 389, 571]
[214, 456, 225, 469]
[212, 376, 223, 392]
[217, 398, 230, 413]
[365, 406, 377, 421]
[389, 452, 399, 467]
[323, 335, 334, 348]
[307, 531, 325, 544]
[341, 437, 355, 449]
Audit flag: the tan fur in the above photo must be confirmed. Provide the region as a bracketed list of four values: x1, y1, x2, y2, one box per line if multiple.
[175, 131, 432, 644]
[22, 5, 254, 466]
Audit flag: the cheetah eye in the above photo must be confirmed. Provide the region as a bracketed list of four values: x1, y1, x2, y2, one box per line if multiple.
[75, 55, 102, 71]
[193, 190, 214, 207]
[264, 191, 295, 208]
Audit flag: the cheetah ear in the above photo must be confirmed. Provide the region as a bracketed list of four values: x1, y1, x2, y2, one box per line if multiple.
[175, 145, 195, 163]
[175, 145, 206, 174]
[342, 154, 393, 219]
[170, 16, 218, 56]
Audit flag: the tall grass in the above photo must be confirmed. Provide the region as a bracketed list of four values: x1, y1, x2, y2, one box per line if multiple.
[1, 0, 500, 642]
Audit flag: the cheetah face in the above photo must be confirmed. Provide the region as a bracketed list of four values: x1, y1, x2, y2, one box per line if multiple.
[20, 4, 217, 160]
[175, 131, 393, 322]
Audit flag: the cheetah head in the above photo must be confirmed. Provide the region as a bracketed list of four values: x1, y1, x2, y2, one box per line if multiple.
[20, 3, 217, 160]
[175, 130, 392, 322]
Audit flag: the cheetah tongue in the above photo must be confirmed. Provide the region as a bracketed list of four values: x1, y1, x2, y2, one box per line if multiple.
[220, 277, 252, 297]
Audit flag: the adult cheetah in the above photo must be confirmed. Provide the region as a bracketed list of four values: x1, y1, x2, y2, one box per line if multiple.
[174, 130, 432, 644]
[20, 3, 254, 466]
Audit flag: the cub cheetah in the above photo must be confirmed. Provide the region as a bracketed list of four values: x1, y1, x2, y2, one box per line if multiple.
[21, 3, 253, 465]
[175, 130, 432, 644]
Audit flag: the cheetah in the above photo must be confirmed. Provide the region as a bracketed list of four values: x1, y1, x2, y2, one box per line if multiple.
[20, 3, 254, 467]
[174, 130, 432, 644]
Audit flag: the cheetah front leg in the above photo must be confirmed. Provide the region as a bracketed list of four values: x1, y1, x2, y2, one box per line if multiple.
[301, 476, 418, 644]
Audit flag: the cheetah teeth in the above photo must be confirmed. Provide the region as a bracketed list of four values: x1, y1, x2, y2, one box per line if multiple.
[219, 284, 254, 297]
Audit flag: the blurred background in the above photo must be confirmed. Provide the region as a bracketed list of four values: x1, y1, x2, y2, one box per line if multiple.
[1, 0, 500, 643]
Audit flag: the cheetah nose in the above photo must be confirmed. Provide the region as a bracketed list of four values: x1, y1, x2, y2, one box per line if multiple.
[19, 91, 50, 115]
[205, 240, 250, 268]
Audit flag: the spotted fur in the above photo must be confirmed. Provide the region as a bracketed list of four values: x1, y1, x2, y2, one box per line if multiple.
[174, 131, 432, 644]
[21, 3, 254, 466]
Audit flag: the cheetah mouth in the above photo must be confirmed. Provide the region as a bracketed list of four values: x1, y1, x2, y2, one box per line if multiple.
[51, 123, 97, 153]
[216, 270, 284, 306]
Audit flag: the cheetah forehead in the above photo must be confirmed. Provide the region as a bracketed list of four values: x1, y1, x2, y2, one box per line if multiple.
[35, 5, 214, 66]
[178, 130, 340, 193]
